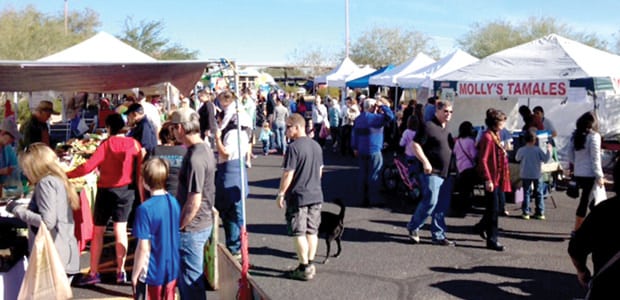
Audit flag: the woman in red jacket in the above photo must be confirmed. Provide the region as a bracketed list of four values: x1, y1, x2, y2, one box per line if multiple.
[474, 109, 510, 252]
[68, 113, 144, 285]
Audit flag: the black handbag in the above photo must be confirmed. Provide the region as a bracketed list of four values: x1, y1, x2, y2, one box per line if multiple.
[566, 180, 580, 199]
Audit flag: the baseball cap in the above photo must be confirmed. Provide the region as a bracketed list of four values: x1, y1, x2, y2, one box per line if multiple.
[0, 118, 20, 140]
[123, 103, 144, 115]
[35, 100, 60, 115]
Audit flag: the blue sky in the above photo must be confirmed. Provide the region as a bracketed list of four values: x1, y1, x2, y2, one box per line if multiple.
[4, 0, 620, 65]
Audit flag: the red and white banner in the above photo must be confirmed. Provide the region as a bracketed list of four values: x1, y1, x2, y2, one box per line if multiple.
[457, 80, 568, 98]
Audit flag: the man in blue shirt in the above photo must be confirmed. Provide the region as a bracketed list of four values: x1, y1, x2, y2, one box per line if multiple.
[125, 103, 158, 157]
[352, 97, 394, 206]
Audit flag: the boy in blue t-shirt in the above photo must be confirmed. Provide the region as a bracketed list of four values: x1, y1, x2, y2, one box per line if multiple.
[515, 131, 552, 220]
[132, 158, 181, 299]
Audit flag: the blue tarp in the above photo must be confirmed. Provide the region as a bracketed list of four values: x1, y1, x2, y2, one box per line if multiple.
[346, 65, 394, 88]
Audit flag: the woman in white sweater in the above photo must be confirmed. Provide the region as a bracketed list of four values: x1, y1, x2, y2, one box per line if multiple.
[567, 111, 604, 231]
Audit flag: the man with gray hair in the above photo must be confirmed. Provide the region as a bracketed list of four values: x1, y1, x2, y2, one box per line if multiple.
[170, 108, 216, 300]
[352, 97, 394, 206]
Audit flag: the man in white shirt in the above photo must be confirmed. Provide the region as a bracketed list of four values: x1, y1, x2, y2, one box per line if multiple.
[138, 90, 162, 134]
[213, 90, 251, 260]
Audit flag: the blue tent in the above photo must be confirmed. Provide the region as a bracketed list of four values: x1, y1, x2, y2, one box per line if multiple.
[346, 65, 394, 88]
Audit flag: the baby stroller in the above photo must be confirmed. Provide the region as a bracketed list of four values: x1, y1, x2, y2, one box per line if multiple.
[382, 153, 422, 209]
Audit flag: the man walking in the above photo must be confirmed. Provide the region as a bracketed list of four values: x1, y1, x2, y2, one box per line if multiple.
[352, 97, 394, 206]
[276, 113, 323, 281]
[407, 100, 456, 246]
[170, 108, 216, 299]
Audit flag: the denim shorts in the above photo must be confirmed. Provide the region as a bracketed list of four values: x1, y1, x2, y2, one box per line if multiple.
[286, 203, 322, 236]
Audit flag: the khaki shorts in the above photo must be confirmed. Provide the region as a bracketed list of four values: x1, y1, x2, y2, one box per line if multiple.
[286, 203, 322, 236]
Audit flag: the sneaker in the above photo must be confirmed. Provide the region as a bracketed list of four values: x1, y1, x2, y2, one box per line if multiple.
[77, 273, 101, 286]
[533, 214, 546, 220]
[521, 214, 530, 220]
[232, 252, 242, 263]
[408, 229, 420, 244]
[286, 264, 314, 281]
[116, 271, 127, 284]
[306, 264, 316, 279]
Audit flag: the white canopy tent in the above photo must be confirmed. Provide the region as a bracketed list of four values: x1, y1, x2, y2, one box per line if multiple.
[331, 65, 376, 88]
[38, 32, 156, 63]
[435, 34, 620, 159]
[368, 53, 435, 87]
[314, 57, 361, 86]
[397, 49, 478, 89]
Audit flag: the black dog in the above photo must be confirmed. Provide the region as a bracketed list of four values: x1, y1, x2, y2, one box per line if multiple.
[318, 198, 345, 263]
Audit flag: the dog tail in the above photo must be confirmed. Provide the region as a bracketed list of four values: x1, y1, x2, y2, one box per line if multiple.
[333, 198, 346, 220]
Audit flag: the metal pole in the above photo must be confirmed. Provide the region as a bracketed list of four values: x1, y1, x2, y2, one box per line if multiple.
[64, 0, 68, 35]
[345, 0, 350, 58]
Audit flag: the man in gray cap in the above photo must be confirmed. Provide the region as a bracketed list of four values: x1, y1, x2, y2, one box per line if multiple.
[19, 100, 59, 150]
[0, 118, 20, 189]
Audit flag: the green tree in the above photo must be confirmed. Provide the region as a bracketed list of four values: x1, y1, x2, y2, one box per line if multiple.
[0, 5, 100, 60]
[348, 26, 440, 68]
[458, 16, 609, 58]
[288, 46, 337, 77]
[119, 17, 198, 60]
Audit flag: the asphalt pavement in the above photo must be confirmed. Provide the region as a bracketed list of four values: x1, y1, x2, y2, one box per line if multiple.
[72, 145, 593, 299]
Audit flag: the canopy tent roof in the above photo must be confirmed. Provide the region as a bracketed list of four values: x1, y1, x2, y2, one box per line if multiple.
[369, 53, 435, 87]
[436, 34, 620, 98]
[346, 65, 394, 88]
[38, 31, 156, 63]
[331, 65, 376, 88]
[397, 49, 478, 89]
[0, 60, 207, 95]
[314, 57, 361, 86]
[0, 32, 207, 94]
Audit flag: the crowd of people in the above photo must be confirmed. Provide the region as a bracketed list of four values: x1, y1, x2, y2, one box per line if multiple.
[1, 87, 617, 298]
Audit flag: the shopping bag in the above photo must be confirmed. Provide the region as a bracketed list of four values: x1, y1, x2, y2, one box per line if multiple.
[204, 208, 219, 290]
[18, 223, 72, 300]
[590, 184, 607, 206]
[514, 187, 524, 205]
[319, 123, 330, 139]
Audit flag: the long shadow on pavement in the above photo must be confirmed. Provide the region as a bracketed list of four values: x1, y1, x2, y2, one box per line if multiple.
[247, 222, 410, 246]
[429, 265, 584, 299]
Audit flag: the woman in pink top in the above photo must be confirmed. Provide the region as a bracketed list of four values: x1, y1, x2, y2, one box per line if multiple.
[452, 121, 478, 216]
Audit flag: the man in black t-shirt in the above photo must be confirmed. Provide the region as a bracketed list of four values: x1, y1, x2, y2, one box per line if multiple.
[170, 108, 216, 300]
[277, 113, 323, 281]
[406, 100, 456, 246]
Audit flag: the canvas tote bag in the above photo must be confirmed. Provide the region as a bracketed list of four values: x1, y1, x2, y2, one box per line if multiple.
[18, 222, 72, 300]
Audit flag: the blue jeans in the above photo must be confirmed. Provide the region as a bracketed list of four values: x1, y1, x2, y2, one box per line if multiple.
[261, 138, 270, 154]
[522, 178, 544, 215]
[274, 121, 286, 154]
[407, 174, 453, 241]
[215, 160, 248, 255]
[358, 152, 383, 205]
[179, 227, 212, 300]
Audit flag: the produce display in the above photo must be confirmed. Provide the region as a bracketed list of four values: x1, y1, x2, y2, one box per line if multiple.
[56, 133, 106, 190]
